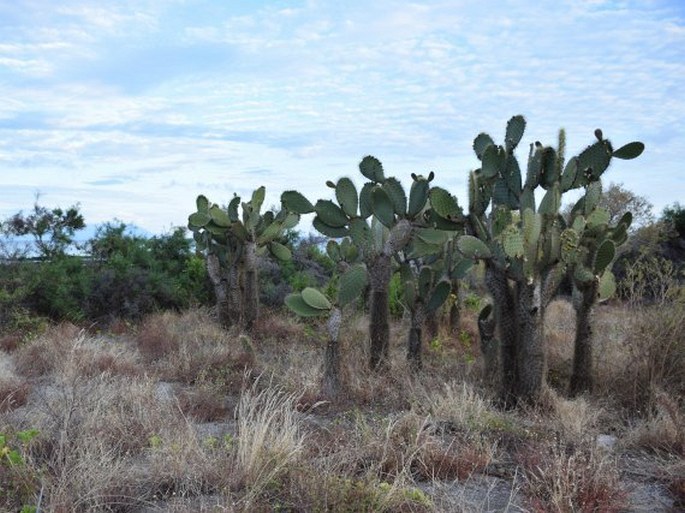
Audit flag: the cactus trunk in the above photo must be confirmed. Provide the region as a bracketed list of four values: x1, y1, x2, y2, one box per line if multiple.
[407, 301, 425, 371]
[322, 308, 342, 399]
[369, 254, 391, 370]
[516, 281, 546, 404]
[478, 306, 498, 384]
[206, 254, 242, 328]
[569, 282, 597, 396]
[243, 241, 259, 330]
[485, 264, 519, 405]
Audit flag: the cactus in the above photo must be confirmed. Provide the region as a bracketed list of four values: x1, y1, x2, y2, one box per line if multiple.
[189, 187, 298, 330]
[567, 178, 638, 396]
[455, 115, 643, 405]
[284, 262, 368, 398]
[290, 157, 435, 370]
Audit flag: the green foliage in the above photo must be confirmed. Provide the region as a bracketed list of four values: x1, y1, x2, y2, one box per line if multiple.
[662, 202, 685, 238]
[3, 201, 85, 258]
[0, 429, 41, 512]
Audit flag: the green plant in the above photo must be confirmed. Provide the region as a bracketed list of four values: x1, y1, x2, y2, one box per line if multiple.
[450, 116, 643, 405]
[0, 429, 41, 512]
[188, 188, 299, 329]
[283, 158, 436, 370]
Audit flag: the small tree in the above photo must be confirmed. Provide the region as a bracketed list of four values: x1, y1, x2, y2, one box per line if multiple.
[4, 201, 85, 258]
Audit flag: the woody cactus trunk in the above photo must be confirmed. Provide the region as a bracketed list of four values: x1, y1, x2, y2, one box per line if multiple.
[188, 187, 298, 330]
[454, 116, 643, 405]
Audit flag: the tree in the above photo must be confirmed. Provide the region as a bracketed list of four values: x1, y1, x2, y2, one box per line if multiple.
[597, 182, 653, 229]
[662, 202, 685, 238]
[3, 201, 85, 258]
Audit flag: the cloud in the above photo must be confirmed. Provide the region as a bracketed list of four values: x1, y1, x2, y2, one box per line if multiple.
[0, 0, 682, 232]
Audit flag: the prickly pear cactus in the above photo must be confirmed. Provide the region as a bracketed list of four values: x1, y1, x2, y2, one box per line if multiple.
[188, 187, 299, 330]
[455, 115, 643, 405]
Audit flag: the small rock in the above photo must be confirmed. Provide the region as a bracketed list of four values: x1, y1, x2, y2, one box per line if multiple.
[596, 434, 618, 451]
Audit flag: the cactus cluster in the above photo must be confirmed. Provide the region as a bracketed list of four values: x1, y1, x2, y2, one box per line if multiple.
[458, 115, 643, 404]
[283, 156, 436, 370]
[188, 187, 298, 329]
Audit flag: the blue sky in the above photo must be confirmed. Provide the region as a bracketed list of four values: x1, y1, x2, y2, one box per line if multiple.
[1, 0, 683, 234]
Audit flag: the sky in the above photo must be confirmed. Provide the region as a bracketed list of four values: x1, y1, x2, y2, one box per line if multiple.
[0, 0, 683, 236]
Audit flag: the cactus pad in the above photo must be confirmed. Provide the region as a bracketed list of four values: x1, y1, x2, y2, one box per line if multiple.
[335, 177, 358, 217]
[269, 241, 292, 261]
[505, 115, 526, 151]
[359, 155, 385, 182]
[285, 293, 327, 317]
[408, 176, 430, 218]
[593, 239, 615, 274]
[430, 187, 462, 221]
[457, 235, 493, 260]
[315, 200, 349, 228]
[281, 190, 315, 214]
[301, 287, 332, 310]
[371, 186, 395, 228]
[426, 280, 451, 313]
[383, 177, 407, 216]
[612, 141, 644, 160]
[338, 263, 368, 307]
[473, 132, 495, 159]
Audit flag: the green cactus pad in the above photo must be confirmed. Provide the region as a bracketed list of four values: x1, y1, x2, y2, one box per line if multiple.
[251, 186, 266, 213]
[408, 237, 441, 259]
[450, 257, 473, 280]
[426, 280, 451, 313]
[593, 239, 615, 274]
[522, 208, 542, 245]
[371, 186, 395, 228]
[577, 140, 612, 180]
[501, 225, 524, 258]
[359, 182, 374, 219]
[430, 187, 462, 220]
[196, 195, 209, 212]
[505, 115, 526, 151]
[315, 200, 349, 228]
[209, 205, 232, 227]
[188, 211, 211, 228]
[312, 216, 349, 238]
[559, 157, 580, 192]
[228, 196, 241, 221]
[281, 191, 315, 214]
[586, 208, 610, 229]
[473, 133, 495, 160]
[359, 155, 385, 182]
[584, 181, 602, 216]
[403, 277, 416, 308]
[478, 304, 493, 323]
[349, 218, 371, 251]
[538, 185, 561, 216]
[457, 235, 493, 260]
[574, 264, 595, 285]
[335, 177, 358, 217]
[505, 154, 523, 197]
[416, 228, 448, 246]
[519, 188, 536, 213]
[326, 240, 341, 262]
[408, 177, 430, 218]
[617, 211, 633, 229]
[285, 293, 327, 317]
[597, 271, 616, 302]
[383, 177, 407, 216]
[492, 206, 513, 238]
[338, 263, 368, 307]
[539, 147, 560, 190]
[301, 287, 332, 310]
[482, 144, 505, 179]
[269, 241, 292, 261]
[612, 141, 644, 160]
[560, 228, 580, 264]
[341, 238, 359, 261]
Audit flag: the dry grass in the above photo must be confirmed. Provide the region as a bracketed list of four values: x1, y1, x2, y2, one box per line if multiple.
[0, 300, 682, 511]
[515, 442, 627, 513]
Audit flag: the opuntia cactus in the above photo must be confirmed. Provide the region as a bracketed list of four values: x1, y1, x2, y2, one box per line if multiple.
[189, 187, 298, 330]
[455, 115, 643, 405]
[283, 157, 435, 370]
